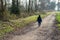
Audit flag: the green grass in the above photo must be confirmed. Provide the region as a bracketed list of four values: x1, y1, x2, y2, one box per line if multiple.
[10, 15, 38, 28]
[56, 13, 60, 30]
[56, 13, 60, 23]
[0, 23, 14, 37]
[57, 24, 60, 30]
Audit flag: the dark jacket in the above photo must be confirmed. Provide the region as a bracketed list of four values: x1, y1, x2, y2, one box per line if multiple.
[37, 15, 42, 23]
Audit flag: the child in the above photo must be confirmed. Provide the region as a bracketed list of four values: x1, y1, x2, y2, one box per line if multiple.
[37, 15, 42, 26]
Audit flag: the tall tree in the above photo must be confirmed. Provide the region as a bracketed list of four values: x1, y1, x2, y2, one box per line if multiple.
[57, 2, 60, 11]
[28, 0, 33, 13]
[26, 0, 28, 12]
[39, 0, 52, 11]
[34, 0, 37, 11]
[0, 0, 4, 20]
[50, 2, 56, 10]
[16, 0, 20, 14]
[11, 0, 20, 15]
[28, 0, 31, 13]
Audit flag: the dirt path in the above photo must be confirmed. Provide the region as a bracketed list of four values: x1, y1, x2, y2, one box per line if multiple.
[8, 13, 56, 40]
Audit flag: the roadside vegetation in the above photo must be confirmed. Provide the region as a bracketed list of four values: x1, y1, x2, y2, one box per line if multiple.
[56, 13, 60, 30]
[0, 12, 50, 38]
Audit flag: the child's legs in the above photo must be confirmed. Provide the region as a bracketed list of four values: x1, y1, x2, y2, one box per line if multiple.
[38, 22, 41, 26]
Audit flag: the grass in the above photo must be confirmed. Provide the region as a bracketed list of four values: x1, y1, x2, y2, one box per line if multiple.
[0, 22, 14, 37]
[56, 13, 60, 23]
[56, 13, 60, 30]
[9, 13, 48, 28]
[10, 15, 38, 28]
[0, 13, 50, 38]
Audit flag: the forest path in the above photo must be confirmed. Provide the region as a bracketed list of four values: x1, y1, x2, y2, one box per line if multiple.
[9, 13, 56, 40]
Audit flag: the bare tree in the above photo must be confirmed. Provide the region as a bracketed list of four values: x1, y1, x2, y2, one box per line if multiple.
[11, 0, 20, 15]
[0, 0, 4, 20]
[28, 0, 34, 14]
[34, 0, 37, 11]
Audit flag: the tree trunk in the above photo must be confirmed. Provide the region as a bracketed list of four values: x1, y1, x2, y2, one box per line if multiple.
[0, 0, 4, 20]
